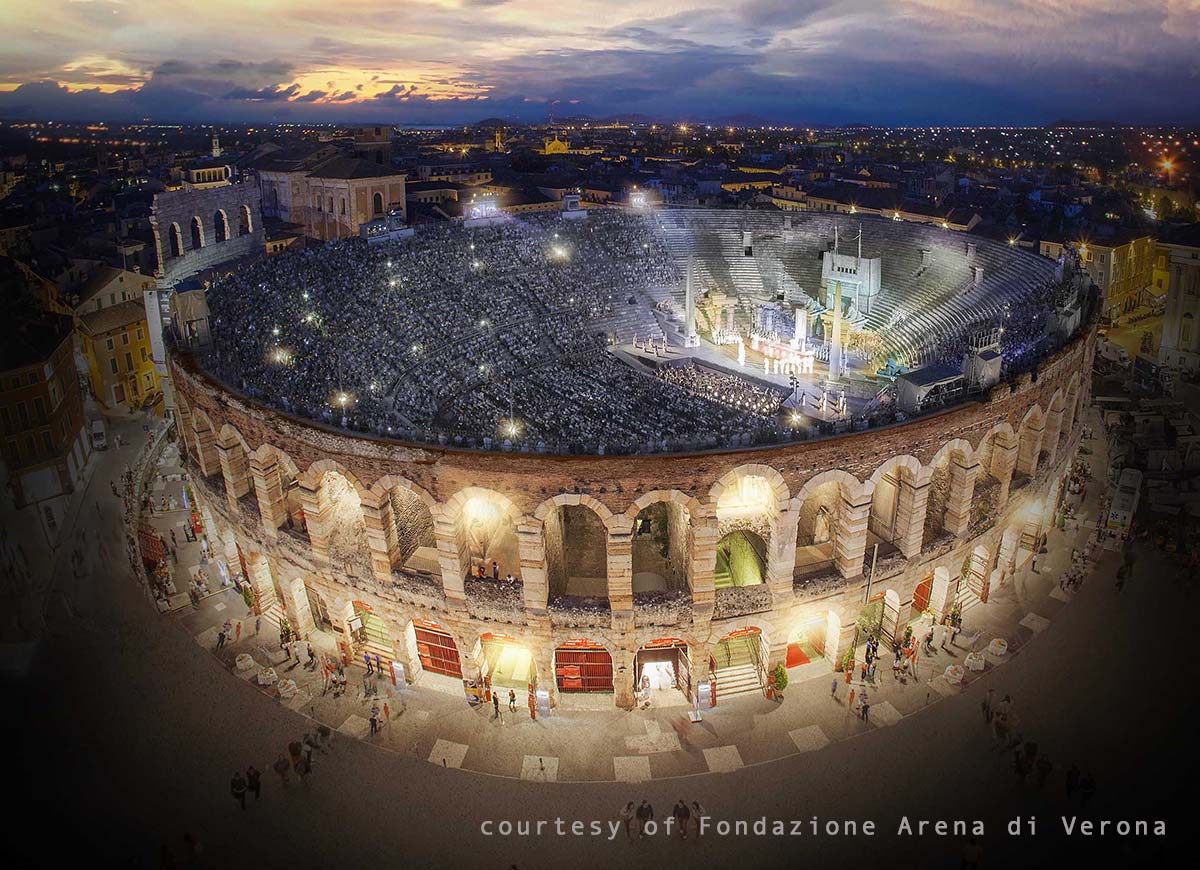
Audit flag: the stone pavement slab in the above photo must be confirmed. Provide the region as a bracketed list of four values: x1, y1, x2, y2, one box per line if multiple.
[703, 745, 744, 773]
[1020, 612, 1052, 633]
[869, 701, 903, 727]
[429, 738, 469, 769]
[338, 714, 371, 739]
[521, 755, 559, 782]
[1049, 586, 1074, 602]
[788, 725, 830, 752]
[613, 755, 652, 782]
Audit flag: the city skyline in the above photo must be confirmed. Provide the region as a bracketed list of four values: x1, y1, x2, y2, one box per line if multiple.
[1, 0, 1198, 126]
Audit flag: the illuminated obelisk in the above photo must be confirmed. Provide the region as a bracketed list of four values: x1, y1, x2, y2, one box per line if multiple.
[829, 280, 843, 378]
[684, 255, 700, 347]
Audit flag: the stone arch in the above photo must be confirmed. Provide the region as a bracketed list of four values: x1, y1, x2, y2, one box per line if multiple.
[1016, 403, 1046, 480]
[373, 191, 383, 215]
[190, 215, 204, 250]
[169, 222, 183, 257]
[249, 442, 304, 530]
[442, 487, 522, 584]
[300, 463, 371, 578]
[626, 490, 704, 596]
[369, 475, 438, 575]
[215, 423, 253, 508]
[791, 469, 871, 579]
[708, 463, 790, 512]
[298, 458, 369, 500]
[535, 494, 613, 602]
[213, 208, 229, 243]
[866, 454, 926, 557]
[923, 438, 976, 546]
[216, 422, 250, 455]
[190, 407, 218, 477]
[715, 528, 767, 587]
[239, 204, 252, 235]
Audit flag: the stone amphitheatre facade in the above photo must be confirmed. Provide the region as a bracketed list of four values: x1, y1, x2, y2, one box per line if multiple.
[170, 325, 1091, 710]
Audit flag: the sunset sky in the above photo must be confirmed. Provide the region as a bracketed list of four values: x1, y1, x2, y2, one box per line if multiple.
[0, 0, 1197, 124]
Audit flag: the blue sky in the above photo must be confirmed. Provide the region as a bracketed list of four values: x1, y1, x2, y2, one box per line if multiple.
[0, 0, 1197, 125]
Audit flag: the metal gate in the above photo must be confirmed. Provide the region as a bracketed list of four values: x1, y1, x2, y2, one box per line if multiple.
[555, 640, 614, 693]
[414, 621, 462, 678]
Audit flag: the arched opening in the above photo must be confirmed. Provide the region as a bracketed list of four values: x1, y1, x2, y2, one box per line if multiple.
[190, 216, 204, 250]
[634, 637, 691, 706]
[961, 543, 992, 606]
[373, 191, 383, 215]
[631, 500, 690, 598]
[303, 582, 333, 631]
[712, 627, 767, 702]
[715, 529, 766, 587]
[213, 209, 229, 243]
[973, 427, 1013, 523]
[795, 479, 848, 576]
[786, 613, 829, 668]
[554, 639, 613, 693]
[382, 485, 437, 577]
[348, 600, 392, 670]
[457, 494, 519, 581]
[408, 619, 462, 679]
[239, 204, 252, 236]
[922, 444, 972, 548]
[315, 470, 371, 579]
[475, 632, 535, 694]
[169, 222, 183, 257]
[868, 461, 919, 557]
[544, 503, 608, 603]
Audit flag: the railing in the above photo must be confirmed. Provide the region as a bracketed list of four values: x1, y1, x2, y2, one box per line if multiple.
[749, 633, 769, 697]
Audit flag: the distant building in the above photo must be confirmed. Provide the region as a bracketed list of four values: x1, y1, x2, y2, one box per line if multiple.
[1158, 223, 1200, 374]
[353, 126, 393, 166]
[79, 299, 158, 410]
[0, 303, 89, 510]
[1070, 231, 1154, 322]
[258, 152, 406, 241]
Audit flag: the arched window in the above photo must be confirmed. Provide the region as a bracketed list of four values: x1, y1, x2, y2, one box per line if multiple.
[239, 205, 252, 235]
[340, 197, 346, 216]
[373, 192, 383, 215]
[213, 210, 228, 243]
[190, 216, 204, 250]
[169, 223, 183, 257]
[327, 196, 333, 213]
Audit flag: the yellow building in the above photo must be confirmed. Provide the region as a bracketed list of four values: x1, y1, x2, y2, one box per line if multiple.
[79, 299, 159, 410]
[1070, 232, 1155, 322]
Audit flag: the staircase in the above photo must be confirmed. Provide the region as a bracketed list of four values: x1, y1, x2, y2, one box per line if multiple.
[956, 586, 983, 616]
[713, 637, 765, 701]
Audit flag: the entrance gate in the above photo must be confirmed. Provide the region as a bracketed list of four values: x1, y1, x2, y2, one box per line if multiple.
[635, 638, 691, 702]
[554, 639, 614, 693]
[413, 619, 462, 678]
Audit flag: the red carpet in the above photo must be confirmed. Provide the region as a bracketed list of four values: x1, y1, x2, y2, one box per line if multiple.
[786, 643, 811, 668]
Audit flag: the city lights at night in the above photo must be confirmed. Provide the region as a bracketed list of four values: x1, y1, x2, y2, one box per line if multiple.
[1, 2, 1198, 870]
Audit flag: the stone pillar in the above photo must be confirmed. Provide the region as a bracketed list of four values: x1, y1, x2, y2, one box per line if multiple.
[361, 497, 396, 585]
[432, 508, 467, 609]
[944, 458, 980, 538]
[532, 645, 556, 708]
[193, 427, 219, 478]
[606, 516, 634, 630]
[835, 492, 872, 578]
[246, 554, 278, 613]
[881, 593, 912, 644]
[1016, 421, 1044, 477]
[285, 576, 317, 636]
[767, 507, 799, 604]
[613, 648, 637, 710]
[298, 480, 330, 567]
[391, 635, 416, 684]
[998, 527, 1019, 577]
[250, 453, 287, 540]
[689, 513, 719, 623]
[927, 565, 956, 622]
[822, 610, 857, 669]
[517, 519, 549, 617]
[765, 634, 788, 673]
[1043, 406, 1064, 466]
[217, 442, 251, 514]
[1060, 394, 1078, 446]
[992, 441, 1018, 506]
[894, 478, 930, 559]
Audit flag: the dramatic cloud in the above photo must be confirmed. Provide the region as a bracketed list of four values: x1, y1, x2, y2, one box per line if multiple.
[0, 0, 1196, 123]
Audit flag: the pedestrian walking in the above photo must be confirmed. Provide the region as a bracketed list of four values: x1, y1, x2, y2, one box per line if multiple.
[216, 628, 227, 650]
[272, 754, 290, 784]
[848, 687, 856, 711]
[254, 615, 261, 636]
[492, 691, 501, 721]
[235, 621, 242, 643]
[364, 652, 374, 674]
[230, 771, 247, 810]
[690, 801, 706, 838]
[246, 766, 261, 801]
[619, 801, 636, 840]
[861, 698, 870, 722]
[635, 800, 654, 838]
[1065, 764, 1080, 800]
[369, 711, 379, 736]
[374, 653, 383, 675]
[831, 676, 839, 698]
[508, 688, 517, 712]
[672, 799, 690, 839]
[288, 740, 303, 773]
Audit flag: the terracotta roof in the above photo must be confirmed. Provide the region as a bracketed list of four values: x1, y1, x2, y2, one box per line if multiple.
[80, 298, 146, 336]
[306, 156, 406, 181]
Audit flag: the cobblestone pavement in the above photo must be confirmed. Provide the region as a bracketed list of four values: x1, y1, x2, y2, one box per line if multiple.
[8, 405, 1196, 869]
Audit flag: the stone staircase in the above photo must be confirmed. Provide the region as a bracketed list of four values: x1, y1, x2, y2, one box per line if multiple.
[713, 637, 764, 701]
[956, 586, 983, 615]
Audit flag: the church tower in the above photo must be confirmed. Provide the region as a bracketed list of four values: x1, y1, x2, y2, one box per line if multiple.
[211, 129, 222, 158]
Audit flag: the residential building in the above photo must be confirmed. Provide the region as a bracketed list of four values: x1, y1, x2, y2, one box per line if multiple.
[1071, 231, 1155, 322]
[79, 299, 158, 410]
[1158, 224, 1200, 373]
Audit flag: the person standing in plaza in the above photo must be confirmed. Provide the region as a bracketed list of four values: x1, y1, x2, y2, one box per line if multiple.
[245, 765, 261, 802]
[508, 688, 517, 712]
[672, 799, 690, 839]
[619, 802, 635, 840]
[493, 691, 502, 722]
[254, 615, 261, 636]
[831, 676, 839, 699]
[235, 621, 242, 643]
[230, 771, 247, 810]
[635, 800, 654, 838]
[216, 627, 227, 650]
[364, 652, 374, 674]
